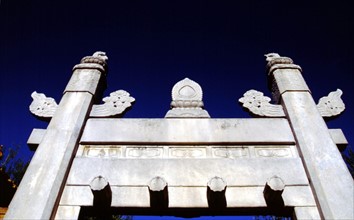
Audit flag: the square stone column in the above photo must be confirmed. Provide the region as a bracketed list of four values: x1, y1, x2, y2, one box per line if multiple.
[267, 54, 353, 219]
[5, 52, 108, 219]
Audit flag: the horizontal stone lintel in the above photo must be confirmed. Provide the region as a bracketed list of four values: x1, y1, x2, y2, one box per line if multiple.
[77, 144, 299, 159]
[60, 185, 316, 208]
[80, 118, 295, 144]
[329, 128, 348, 151]
[27, 128, 47, 151]
[67, 157, 309, 186]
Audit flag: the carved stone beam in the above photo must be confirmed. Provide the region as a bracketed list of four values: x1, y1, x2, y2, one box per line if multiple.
[27, 128, 46, 151]
[29, 92, 58, 121]
[90, 90, 135, 118]
[239, 90, 285, 117]
[207, 177, 227, 209]
[317, 89, 345, 118]
[90, 176, 112, 208]
[148, 176, 168, 208]
[263, 176, 285, 208]
[329, 129, 348, 152]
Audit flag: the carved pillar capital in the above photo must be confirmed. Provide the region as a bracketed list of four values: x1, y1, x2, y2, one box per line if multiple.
[73, 51, 108, 73]
[265, 53, 309, 103]
[65, 51, 108, 95]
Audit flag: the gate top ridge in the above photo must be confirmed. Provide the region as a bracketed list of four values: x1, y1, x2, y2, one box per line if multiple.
[5, 51, 353, 220]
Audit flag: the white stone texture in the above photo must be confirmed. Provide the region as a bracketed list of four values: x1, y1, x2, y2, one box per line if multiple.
[165, 78, 210, 118]
[90, 90, 135, 117]
[329, 128, 348, 151]
[5, 52, 106, 220]
[54, 205, 81, 220]
[6, 92, 95, 219]
[294, 207, 321, 220]
[273, 69, 310, 95]
[207, 176, 227, 192]
[317, 89, 345, 117]
[80, 118, 295, 144]
[27, 128, 46, 150]
[239, 89, 285, 117]
[66, 158, 309, 186]
[75, 144, 298, 159]
[64, 69, 102, 94]
[29, 91, 58, 118]
[59, 185, 316, 209]
[271, 66, 353, 219]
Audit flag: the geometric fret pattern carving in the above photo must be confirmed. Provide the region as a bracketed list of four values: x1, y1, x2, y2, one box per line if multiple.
[79, 145, 297, 159]
[239, 90, 285, 117]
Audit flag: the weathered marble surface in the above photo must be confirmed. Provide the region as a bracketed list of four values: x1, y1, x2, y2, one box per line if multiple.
[267, 53, 353, 220]
[59, 185, 317, 208]
[80, 118, 295, 144]
[5, 52, 108, 220]
[76, 144, 298, 159]
[26, 128, 46, 150]
[66, 158, 308, 186]
[9, 52, 352, 220]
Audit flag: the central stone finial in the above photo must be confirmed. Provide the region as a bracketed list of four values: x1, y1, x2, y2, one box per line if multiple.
[165, 78, 210, 118]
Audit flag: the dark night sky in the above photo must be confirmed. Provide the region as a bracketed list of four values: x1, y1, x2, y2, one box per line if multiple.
[1, 1, 353, 219]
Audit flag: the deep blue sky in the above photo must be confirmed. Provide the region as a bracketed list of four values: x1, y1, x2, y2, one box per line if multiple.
[1, 1, 353, 219]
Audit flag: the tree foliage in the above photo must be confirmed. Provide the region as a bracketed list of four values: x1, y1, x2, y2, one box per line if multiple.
[343, 145, 354, 178]
[0, 145, 29, 186]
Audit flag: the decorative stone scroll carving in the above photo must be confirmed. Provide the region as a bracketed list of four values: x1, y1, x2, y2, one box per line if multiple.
[165, 78, 210, 118]
[317, 89, 345, 118]
[90, 90, 135, 117]
[29, 92, 58, 120]
[239, 90, 285, 117]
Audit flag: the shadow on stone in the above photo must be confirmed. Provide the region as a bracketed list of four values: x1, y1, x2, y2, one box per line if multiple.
[148, 176, 169, 209]
[263, 176, 285, 210]
[207, 177, 227, 209]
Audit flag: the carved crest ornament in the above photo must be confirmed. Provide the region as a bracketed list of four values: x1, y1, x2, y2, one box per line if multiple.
[18, 51, 352, 220]
[29, 52, 135, 119]
[238, 53, 345, 118]
[165, 78, 210, 118]
[29, 52, 345, 120]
